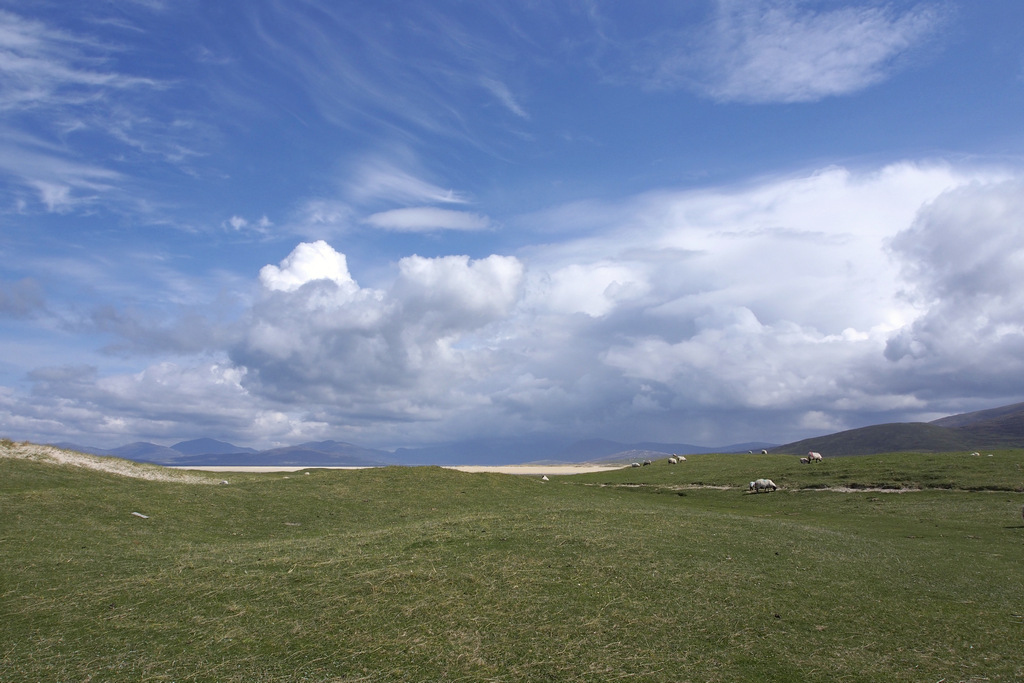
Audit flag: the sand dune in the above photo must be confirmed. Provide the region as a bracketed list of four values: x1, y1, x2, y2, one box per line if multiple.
[1, 441, 212, 483]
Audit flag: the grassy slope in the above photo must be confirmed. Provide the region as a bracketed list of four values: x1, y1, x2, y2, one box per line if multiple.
[2, 451, 1024, 681]
[774, 422, 977, 456]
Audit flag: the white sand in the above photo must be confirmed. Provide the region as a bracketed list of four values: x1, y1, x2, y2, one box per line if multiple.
[175, 465, 366, 472]
[445, 464, 623, 475]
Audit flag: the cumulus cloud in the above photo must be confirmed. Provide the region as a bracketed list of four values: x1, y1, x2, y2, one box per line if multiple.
[225, 163, 1018, 445]
[258, 240, 360, 294]
[234, 244, 524, 423]
[647, 0, 945, 103]
[883, 179, 1024, 395]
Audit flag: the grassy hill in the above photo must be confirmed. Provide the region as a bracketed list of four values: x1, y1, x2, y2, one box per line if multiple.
[775, 401, 1024, 456]
[3, 441, 1024, 681]
[774, 421, 976, 456]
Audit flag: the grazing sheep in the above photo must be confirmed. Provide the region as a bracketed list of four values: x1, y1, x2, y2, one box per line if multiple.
[807, 451, 823, 462]
[541, 475, 549, 481]
[749, 478, 778, 493]
[799, 457, 809, 464]
[631, 462, 641, 468]
[642, 459, 652, 466]
[971, 452, 981, 457]
[678, 456, 686, 462]
[761, 449, 768, 455]
[667, 457, 678, 465]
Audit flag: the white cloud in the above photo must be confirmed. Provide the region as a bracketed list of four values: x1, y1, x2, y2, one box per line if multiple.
[364, 207, 490, 232]
[883, 179, 1024, 395]
[345, 157, 470, 206]
[649, 0, 944, 103]
[258, 240, 359, 294]
[0, 9, 159, 112]
[224, 214, 272, 233]
[481, 77, 528, 118]
[534, 262, 650, 318]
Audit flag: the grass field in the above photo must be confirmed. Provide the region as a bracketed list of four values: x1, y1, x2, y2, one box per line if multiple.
[2, 444, 1023, 681]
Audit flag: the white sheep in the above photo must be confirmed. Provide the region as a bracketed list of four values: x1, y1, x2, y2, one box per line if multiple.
[807, 451, 823, 462]
[642, 459, 652, 466]
[631, 462, 641, 468]
[761, 449, 768, 455]
[667, 457, 678, 465]
[749, 478, 778, 493]
[799, 457, 809, 464]
[678, 456, 686, 462]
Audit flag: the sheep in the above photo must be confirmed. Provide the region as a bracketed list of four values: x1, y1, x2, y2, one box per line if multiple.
[748, 478, 778, 493]
[761, 449, 768, 455]
[807, 451, 823, 462]
[631, 462, 641, 468]
[642, 459, 652, 466]
[971, 452, 981, 457]
[678, 455, 686, 462]
[799, 457, 809, 464]
[667, 457, 678, 465]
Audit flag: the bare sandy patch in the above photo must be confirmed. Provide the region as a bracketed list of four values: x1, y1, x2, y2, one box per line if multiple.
[1, 441, 213, 484]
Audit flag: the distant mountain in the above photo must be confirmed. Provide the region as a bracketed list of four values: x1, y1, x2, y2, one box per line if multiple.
[109, 442, 189, 464]
[50, 442, 114, 457]
[391, 437, 777, 466]
[225, 441, 393, 467]
[774, 401, 1024, 456]
[46, 435, 777, 467]
[171, 438, 257, 456]
[553, 439, 776, 463]
[391, 436, 573, 466]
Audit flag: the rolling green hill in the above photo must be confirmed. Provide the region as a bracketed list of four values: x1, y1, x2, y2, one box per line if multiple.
[3, 440, 1024, 681]
[775, 401, 1024, 456]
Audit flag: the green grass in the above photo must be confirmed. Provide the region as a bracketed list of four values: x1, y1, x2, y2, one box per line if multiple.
[3, 450, 1024, 681]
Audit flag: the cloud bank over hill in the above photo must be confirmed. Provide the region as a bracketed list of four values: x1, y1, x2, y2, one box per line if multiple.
[6, 162, 1023, 449]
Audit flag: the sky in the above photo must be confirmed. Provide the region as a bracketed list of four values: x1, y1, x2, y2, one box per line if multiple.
[2, 0, 1024, 451]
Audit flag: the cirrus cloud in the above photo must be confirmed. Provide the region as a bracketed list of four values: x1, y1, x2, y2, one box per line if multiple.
[643, 0, 946, 103]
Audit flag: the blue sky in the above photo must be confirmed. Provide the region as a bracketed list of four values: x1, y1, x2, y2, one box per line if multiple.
[2, 0, 1024, 450]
